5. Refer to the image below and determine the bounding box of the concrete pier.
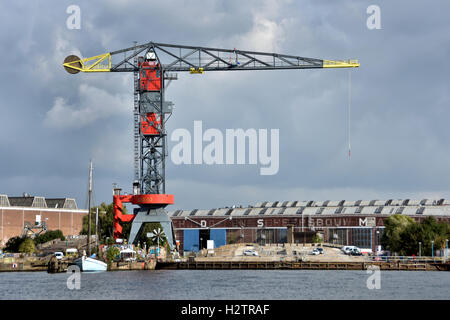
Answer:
[156,260,444,271]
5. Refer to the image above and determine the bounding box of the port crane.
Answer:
[63,42,359,250]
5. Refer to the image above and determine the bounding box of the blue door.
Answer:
[210,229,227,248]
[183,229,200,252]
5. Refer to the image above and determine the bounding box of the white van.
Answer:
[341,246,359,255]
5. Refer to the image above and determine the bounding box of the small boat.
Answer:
[74,255,107,272]
[73,161,107,272]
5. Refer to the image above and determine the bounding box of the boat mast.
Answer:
[87,160,93,256]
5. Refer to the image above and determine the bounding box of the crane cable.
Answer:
[348,69,351,158]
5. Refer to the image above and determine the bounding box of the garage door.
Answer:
[183,229,199,252]
[210,229,226,248]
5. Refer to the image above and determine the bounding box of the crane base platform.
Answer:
[128,206,175,250]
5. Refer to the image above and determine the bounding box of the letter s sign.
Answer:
[257,219,264,228]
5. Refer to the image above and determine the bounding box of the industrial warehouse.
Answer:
[169,198,450,255]
[0,194,87,247]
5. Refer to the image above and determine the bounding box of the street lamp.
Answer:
[376,229,380,254]
[446,239,448,261]
[419,242,422,257]
[431,240,434,258]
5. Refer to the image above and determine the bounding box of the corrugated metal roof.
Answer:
[8,197,35,207]
[169,198,450,217]
[1,195,79,209]
[46,199,66,208]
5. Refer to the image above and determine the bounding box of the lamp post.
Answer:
[376,229,380,255]
[419,242,422,257]
[431,240,434,258]
[446,239,448,261]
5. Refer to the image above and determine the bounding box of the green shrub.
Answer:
[18,238,36,254]
[34,230,65,245]
[106,246,120,262]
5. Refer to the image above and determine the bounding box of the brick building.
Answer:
[168,198,450,255]
[0,194,87,247]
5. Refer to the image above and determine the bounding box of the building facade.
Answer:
[169,199,450,255]
[0,194,87,247]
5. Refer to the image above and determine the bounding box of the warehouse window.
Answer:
[334,207,343,214]
[282,201,289,207]
[316,207,324,214]
[189,209,198,216]
[224,209,233,216]
[385,199,392,206]
[243,209,251,215]
[402,199,410,206]
[32,197,47,208]
[355,206,363,214]
[416,207,425,214]
[296,207,304,215]
[207,209,215,216]
[375,206,383,214]
[64,199,77,209]
[396,207,405,214]
[323,200,330,207]
[355,200,362,206]
[328,228,347,246]
[0,195,10,207]
[338,200,345,207]
[291,201,298,207]
[351,228,372,248]
[278,208,286,215]
[369,200,376,206]
[173,210,182,217]
[259,208,268,215]
[272,201,279,207]
[306,201,314,207]
[420,199,427,205]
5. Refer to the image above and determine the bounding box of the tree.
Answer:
[382,215,450,256]
[381,215,416,254]
[312,233,323,244]
[34,230,65,245]
[80,202,122,243]
[18,238,36,254]
[105,246,120,262]
[420,217,450,255]
[3,236,25,252]
[398,223,424,256]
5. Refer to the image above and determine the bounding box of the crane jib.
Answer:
[63,43,359,74]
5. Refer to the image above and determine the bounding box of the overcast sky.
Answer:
[1,0,450,210]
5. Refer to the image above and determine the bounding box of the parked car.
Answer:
[54,252,64,260]
[316,247,324,254]
[65,248,78,257]
[243,249,259,256]
[349,248,363,256]
[311,248,320,255]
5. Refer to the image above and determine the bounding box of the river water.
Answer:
[0,270,448,300]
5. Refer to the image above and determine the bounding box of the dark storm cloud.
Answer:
[0,0,449,210]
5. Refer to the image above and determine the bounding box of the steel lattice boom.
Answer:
[64,42,360,74]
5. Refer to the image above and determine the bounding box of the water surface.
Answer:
[0,270,448,300]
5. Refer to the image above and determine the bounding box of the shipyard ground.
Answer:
[194,243,369,263]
